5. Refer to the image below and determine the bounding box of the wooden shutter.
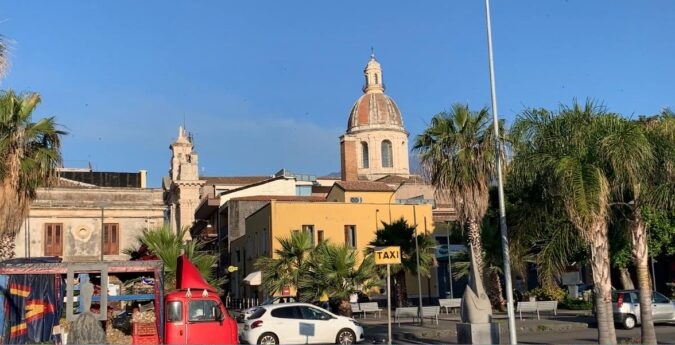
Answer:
[104,223,119,255]
[44,223,63,256]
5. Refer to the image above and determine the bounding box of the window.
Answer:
[361,142,369,168]
[374,73,379,85]
[653,292,670,304]
[300,306,331,320]
[188,299,219,322]
[271,306,301,319]
[381,140,393,168]
[302,225,314,244]
[44,223,63,256]
[317,230,324,243]
[103,223,119,255]
[166,301,183,322]
[344,225,357,248]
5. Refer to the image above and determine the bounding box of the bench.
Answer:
[516,300,558,320]
[350,303,361,316]
[419,306,440,324]
[438,298,461,314]
[394,307,418,326]
[358,302,382,318]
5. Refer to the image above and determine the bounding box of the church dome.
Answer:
[347,93,403,130]
[346,54,405,132]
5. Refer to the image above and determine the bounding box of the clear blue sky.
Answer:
[2,1,673,187]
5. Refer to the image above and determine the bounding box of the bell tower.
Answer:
[166,126,205,238]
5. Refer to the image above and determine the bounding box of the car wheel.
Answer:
[257,332,279,345]
[336,328,356,345]
[623,315,636,330]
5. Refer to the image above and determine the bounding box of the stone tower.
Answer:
[340,53,410,181]
[165,126,204,237]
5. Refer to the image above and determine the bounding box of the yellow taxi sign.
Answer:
[374,246,401,265]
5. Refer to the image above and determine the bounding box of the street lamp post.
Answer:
[100,205,105,261]
[446,223,453,298]
[412,205,423,324]
[484,0,517,343]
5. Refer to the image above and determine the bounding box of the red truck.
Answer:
[164,255,238,344]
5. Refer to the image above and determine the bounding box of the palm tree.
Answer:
[614,112,675,345]
[0,34,7,78]
[412,103,502,293]
[124,225,223,292]
[368,218,437,307]
[0,91,65,260]
[510,101,620,344]
[255,231,313,299]
[299,242,379,316]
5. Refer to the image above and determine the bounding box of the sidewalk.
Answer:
[355,309,593,343]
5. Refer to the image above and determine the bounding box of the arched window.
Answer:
[381,140,393,168]
[361,142,369,168]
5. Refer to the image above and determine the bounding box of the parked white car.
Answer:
[241,296,298,321]
[612,290,675,329]
[240,302,364,345]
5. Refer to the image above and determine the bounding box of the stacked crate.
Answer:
[131,322,158,345]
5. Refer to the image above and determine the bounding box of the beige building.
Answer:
[15,168,165,261]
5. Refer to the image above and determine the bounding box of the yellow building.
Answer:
[230,180,437,301]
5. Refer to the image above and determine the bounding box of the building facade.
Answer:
[15,169,165,261]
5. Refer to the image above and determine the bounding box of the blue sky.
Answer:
[2,1,673,187]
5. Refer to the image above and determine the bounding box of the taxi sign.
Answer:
[374,246,401,265]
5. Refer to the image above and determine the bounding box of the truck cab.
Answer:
[164,256,238,344]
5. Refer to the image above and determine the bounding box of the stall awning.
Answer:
[243,271,261,286]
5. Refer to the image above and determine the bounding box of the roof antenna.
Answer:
[370,46,375,59]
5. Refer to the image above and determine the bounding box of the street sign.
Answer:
[374,246,401,265]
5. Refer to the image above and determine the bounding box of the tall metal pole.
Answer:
[484,0,517,343]
[446,224,453,298]
[386,264,392,345]
[100,206,105,261]
[413,205,423,323]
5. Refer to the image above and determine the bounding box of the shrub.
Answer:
[529,286,566,302]
[560,297,593,310]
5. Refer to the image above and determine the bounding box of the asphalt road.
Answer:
[384,324,675,344]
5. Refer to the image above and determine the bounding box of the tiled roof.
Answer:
[333,180,394,192]
[200,176,271,185]
[376,174,426,184]
[229,195,326,202]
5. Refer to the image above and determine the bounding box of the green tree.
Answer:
[413,104,503,298]
[368,218,437,307]
[510,101,620,344]
[124,225,223,292]
[299,241,379,316]
[0,34,7,78]
[255,231,313,299]
[0,91,65,259]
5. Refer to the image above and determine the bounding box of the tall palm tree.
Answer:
[615,112,675,345]
[510,101,620,344]
[0,34,7,79]
[255,231,313,299]
[412,103,502,289]
[299,242,379,316]
[368,218,437,307]
[124,225,223,292]
[0,91,65,260]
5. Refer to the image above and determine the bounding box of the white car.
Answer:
[241,296,298,321]
[240,302,364,345]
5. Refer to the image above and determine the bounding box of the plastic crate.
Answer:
[132,322,157,336]
[132,333,159,345]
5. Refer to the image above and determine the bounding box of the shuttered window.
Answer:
[44,223,63,256]
[103,223,120,255]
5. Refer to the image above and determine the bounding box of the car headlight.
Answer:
[350,319,361,327]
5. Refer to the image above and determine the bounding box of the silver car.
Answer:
[242,296,298,321]
[612,290,675,329]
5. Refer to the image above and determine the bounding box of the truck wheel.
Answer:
[336,328,355,345]
[623,315,636,330]
[257,332,279,345]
